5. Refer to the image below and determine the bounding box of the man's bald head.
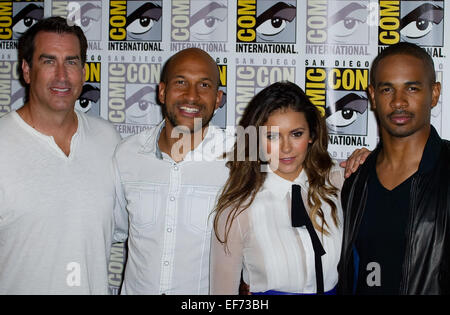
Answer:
[160,48,220,89]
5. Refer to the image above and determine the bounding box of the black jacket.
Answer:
[338,127,450,295]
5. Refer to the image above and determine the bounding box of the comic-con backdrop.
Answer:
[1,0,448,294]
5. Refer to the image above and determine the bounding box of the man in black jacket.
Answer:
[338,42,449,295]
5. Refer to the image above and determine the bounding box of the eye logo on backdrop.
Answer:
[109,0,162,51]
[0,1,44,44]
[400,2,444,45]
[306,0,370,55]
[378,0,444,56]
[236,0,297,54]
[75,62,101,117]
[52,0,102,43]
[107,58,162,137]
[12,2,44,40]
[325,91,368,135]
[328,1,370,44]
[170,0,228,53]
[305,61,370,146]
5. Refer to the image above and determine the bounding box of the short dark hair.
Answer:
[370,42,436,85]
[18,16,87,84]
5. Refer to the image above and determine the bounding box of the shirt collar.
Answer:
[186,125,226,162]
[138,120,234,162]
[263,169,309,199]
[138,120,165,159]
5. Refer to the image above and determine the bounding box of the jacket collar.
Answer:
[417,125,442,174]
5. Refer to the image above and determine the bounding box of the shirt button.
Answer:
[164,261,170,266]
[173,165,179,171]
[170,196,175,201]
[167,227,172,233]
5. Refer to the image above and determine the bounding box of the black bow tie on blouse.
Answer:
[291,184,326,294]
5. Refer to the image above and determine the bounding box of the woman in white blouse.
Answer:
[210,81,344,295]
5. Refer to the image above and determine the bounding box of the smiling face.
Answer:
[158,48,223,133]
[261,108,312,182]
[368,54,440,140]
[22,31,86,114]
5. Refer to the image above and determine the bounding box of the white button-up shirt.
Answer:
[210,165,344,294]
[114,121,233,294]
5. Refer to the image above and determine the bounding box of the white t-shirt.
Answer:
[0,111,121,294]
[210,165,344,294]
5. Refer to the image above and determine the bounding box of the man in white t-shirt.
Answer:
[0,17,123,294]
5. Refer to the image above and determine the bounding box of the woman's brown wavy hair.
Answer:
[213,81,339,247]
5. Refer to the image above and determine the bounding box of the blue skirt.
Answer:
[252,287,337,295]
